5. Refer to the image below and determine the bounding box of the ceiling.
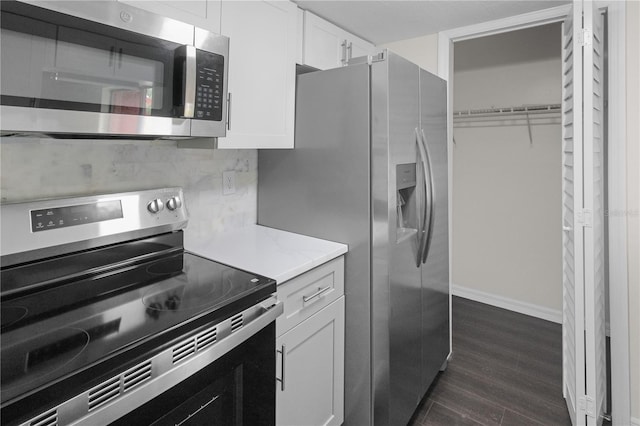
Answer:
[293,1,569,45]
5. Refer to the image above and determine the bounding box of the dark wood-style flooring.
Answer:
[408,296,572,426]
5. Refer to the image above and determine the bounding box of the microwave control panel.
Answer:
[195,50,224,121]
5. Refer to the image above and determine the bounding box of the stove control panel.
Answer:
[2,188,189,263]
[30,200,123,233]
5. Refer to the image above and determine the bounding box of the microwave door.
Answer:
[0,1,195,137]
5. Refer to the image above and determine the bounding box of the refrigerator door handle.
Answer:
[415,128,430,266]
[419,129,435,264]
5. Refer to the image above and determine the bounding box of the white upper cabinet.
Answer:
[301,10,375,70]
[349,36,376,61]
[118,1,221,34]
[218,1,297,149]
[296,7,304,64]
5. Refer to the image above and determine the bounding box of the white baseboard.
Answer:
[631,417,640,426]
[452,284,563,324]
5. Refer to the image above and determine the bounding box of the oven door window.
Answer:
[111,324,276,426]
[0,8,176,117]
[151,367,243,426]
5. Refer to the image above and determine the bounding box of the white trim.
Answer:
[437,33,451,80]
[441,4,571,42]
[601,1,631,424]
[440,29,454,362]
[452,284,563,324]
[439,2,630,424]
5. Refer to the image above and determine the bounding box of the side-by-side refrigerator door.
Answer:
[419,69,450,392]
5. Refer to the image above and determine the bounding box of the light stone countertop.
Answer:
[185,224,348,284]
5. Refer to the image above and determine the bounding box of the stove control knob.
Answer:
[147,199,165,214]
[166,196,182,211]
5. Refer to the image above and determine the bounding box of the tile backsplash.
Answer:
[0,137,257,247]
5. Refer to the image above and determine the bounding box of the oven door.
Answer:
[0,1,227,138]
[112,323,276,426]
[72,299,283,426]
[5,298,283,426]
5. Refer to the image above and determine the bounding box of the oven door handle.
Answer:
[47,297,283,426]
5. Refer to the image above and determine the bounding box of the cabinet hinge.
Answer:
[578,395,596,418]
[576,209,593,228]
[578,28,593,47]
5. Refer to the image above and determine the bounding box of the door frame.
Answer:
[436,2,630,424]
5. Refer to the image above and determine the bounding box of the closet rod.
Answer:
[453,103,561,119]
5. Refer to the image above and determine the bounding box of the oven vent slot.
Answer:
[123,360,152,392]
[172,338,197,364]
[87,358,154,412]
[88,376,120,411]
[29,408,57,426]
[231,313,243,333]
[196,326,217,351]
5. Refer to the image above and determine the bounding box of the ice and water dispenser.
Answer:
[396,163,419,244]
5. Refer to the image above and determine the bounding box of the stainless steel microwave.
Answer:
[0,1,229,138]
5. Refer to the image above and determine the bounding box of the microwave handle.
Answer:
[182,46,197,119]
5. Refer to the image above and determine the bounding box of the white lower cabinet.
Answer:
[275,257,345,426]
[276,297,344,426]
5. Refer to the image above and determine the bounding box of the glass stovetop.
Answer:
[0,250,275,406]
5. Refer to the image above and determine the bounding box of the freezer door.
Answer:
[419,69,450,391]
[258,63,373,426]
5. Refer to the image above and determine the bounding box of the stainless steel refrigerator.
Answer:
[258,51,449,426]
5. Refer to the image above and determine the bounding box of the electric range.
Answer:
[1,188,281,426]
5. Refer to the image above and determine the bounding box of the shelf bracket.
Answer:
[525,111,533,145]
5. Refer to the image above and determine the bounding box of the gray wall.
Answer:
[452,23,563,314]
[380,33,439,75]
[0,137,257,248]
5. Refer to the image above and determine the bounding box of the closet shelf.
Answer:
[453,103,561,119]
[452,104,561,144]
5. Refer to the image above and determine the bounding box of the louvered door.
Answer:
[562,1,607,425]
[582,3,607,424]
[562,3,585,423]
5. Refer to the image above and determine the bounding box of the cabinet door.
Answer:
[302,11,346,70]
[118,1,221,34]
[218,1,296,149]
[347,35,375,61]
[276,297,345,426]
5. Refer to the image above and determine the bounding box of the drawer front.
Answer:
[276,256,344,336]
